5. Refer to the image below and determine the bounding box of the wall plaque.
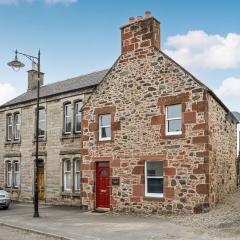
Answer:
[111,177,120,186]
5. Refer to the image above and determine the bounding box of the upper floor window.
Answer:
[75,102,82,133]
[6,115,13,141]
[38,109,46,137]
[145,161,163,198]
[14,113,21,140]
[64,104,72,134]
[99,114,111,141]
[166,104,182,135]
[74,159,80,191]
[64,159,72,191]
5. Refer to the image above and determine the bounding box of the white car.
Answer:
[0,187,11,209]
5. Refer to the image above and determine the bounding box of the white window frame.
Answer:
[165,104,182,136]
[64,160,72,191]
[75,102,82,133]
[7,114,13,141]
[64,104,72,134]
[38,109,46,137]
[13,161,20,188]
[145,161,164,198]
[6,161,12,187]
[99,114,111,141]
[14,113,21,140]
[74,159,80,192]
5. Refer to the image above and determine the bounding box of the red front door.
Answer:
[96,162,110,209]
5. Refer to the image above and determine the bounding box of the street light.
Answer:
[8,49,41,218]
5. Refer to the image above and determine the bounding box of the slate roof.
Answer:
[1,69,109,108]
[233,112,240,122]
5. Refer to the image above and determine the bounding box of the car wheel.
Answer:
[3,206,9,210]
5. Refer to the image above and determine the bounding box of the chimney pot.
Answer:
[145,10,151,18]
[129,16,135,24]
[137,16,143,21]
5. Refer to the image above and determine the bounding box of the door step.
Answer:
[94,207,110,213]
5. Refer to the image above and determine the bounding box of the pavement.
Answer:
[0,203,239,240]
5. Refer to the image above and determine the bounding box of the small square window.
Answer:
[166,104,182,135]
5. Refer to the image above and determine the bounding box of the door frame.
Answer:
[37,159,45,201]
[95,161,111,210]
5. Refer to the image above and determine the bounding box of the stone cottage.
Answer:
[80,12,238,214]
[0,11,238,214]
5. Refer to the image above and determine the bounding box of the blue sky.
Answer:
[0,0,239,111]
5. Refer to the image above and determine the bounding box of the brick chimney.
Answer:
[120,11,160,55]
[27,63,44,91]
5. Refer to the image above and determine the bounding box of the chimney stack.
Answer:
[145,10,151,18]
[27,68,44,91]
[121,11,160,55]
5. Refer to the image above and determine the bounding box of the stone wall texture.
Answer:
[0,15,237,214]
[0,90,92,205]
[81,17,237,214]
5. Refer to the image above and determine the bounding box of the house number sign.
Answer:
[111,177,120,186]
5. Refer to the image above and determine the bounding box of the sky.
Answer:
[0,0,239,112]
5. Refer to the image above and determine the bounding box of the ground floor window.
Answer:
[145,161,163,197]
[74,159,80,191]
[5,160,20,188]
[63,158,81,192]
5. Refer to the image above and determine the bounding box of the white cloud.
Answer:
[214,77,240,97]
[0,0,77,5]
[164,30,240,70]
[0,83,17,105]
[214,77,240,111]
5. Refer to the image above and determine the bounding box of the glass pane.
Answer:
[8,126,12,139]
[65,160,71,171]
[65,117,72,132]
[8,115,12,125]
[39,109,45,121]
[65,104,71,117]
[7,162,11,171]
[65,173,71,189]
[147,178,163,194]
[100,115,111,126]
[7,173,12,186]
[15,114,20,124]
[100,169,109,176]
[76,102,82,113]
[15,173,20,187]
[98,162,109,167]
[101,127,111,139]
[15,162,19,172]
[76,173,80,190]
[15,125,20,139]
[147,161,163,176]
[76,116,81,132]
[168,119,182,132]
[167,105,181,119]
[75,160,80,172]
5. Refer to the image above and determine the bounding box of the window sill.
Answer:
[61,133,81,141]
[4,140,21,146]
[32,137,47,143]
[143,196,165,201]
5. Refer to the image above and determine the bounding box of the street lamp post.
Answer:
[8,49,41,218]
